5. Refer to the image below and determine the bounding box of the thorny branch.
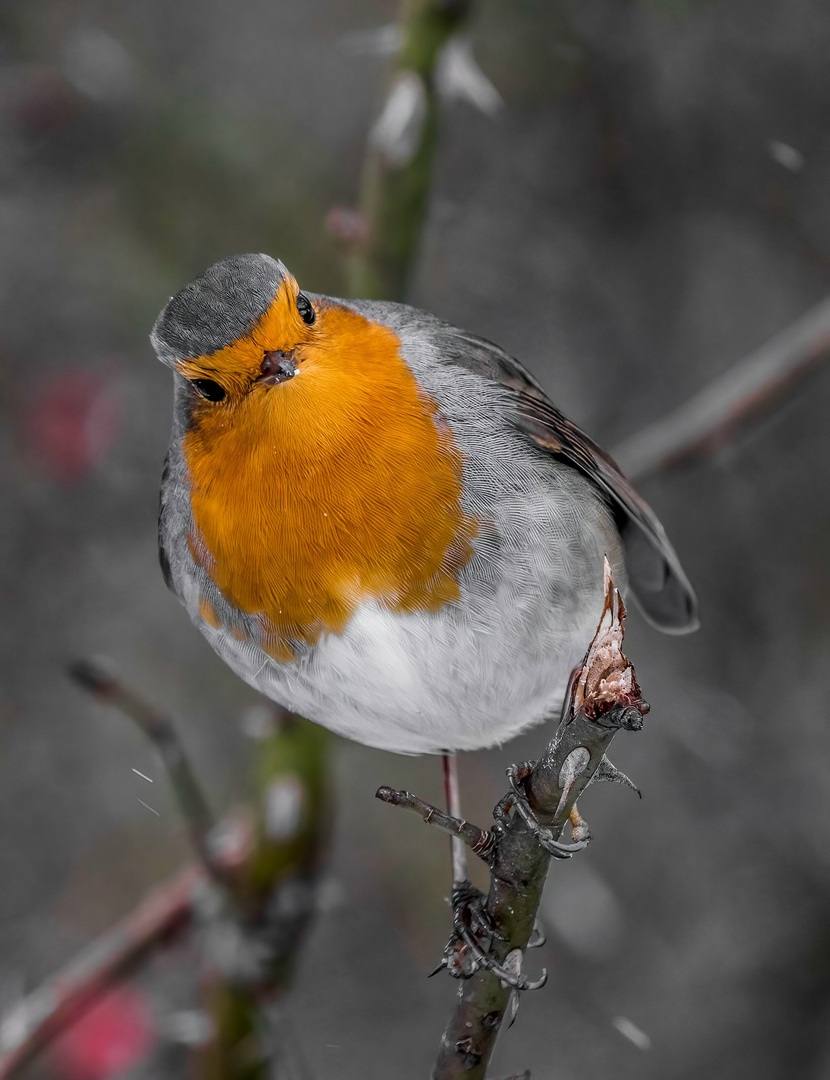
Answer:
[346,0,475,301]
[379,561,649,1079]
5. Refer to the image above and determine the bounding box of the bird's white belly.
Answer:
[202,590,603,755]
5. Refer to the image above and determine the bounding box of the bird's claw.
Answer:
[438,880,501,980]
[495,761,589,860]
[451,879,504,942]
[435,880,547,991]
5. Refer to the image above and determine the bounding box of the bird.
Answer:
[151,253,697,758]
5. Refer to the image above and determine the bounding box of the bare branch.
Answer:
[612,295,830,482]
[0,866,200,1078]
[376,786,494,859]
[69,659,218,878]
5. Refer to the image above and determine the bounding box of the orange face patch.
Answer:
[180,278,477,658]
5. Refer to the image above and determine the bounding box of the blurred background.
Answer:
[2,0,830,1076]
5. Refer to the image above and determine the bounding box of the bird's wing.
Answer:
[447,331,699,633]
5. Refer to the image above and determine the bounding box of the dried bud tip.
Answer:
[572,562,647,721]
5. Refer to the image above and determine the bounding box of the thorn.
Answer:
[369,72,427,166]
[527,919,546,949]
[595,756,642,798]
[499,950,522,990]
[435,35,503,117]
[507,989,521,1028]
[428,958,447,978]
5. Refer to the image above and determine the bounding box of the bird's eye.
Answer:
[296,293,315,325]
[191,379,226,402]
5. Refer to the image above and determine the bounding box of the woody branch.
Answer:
[612,294,830,482]
[379,561,648,1079]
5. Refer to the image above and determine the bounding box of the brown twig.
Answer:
[69,660,219,879]
[612,295,830,482]
[376,786,494,859]
[0,866,200,1078]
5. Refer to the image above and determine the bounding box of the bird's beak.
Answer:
[256,350,297,386]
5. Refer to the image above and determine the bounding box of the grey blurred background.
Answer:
[2,0,830,1076]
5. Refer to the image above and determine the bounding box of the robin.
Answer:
[152,253,697,759]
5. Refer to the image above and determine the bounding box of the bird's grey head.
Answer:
[150,253,289,366]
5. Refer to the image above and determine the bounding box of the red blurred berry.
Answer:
[25,370,121,483]
[51,986,154,1080]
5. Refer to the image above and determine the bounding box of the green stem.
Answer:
[198,713,330,1079]
[348,0,474,300]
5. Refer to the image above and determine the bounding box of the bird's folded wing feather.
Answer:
[450,332,699,634]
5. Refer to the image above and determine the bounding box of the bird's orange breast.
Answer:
[180,295,477,660]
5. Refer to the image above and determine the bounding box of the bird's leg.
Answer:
[443,752,467,889]
[439,753,487,977]
[434,754,512,982]
[494,761,590,859]
[438,901,547,991]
